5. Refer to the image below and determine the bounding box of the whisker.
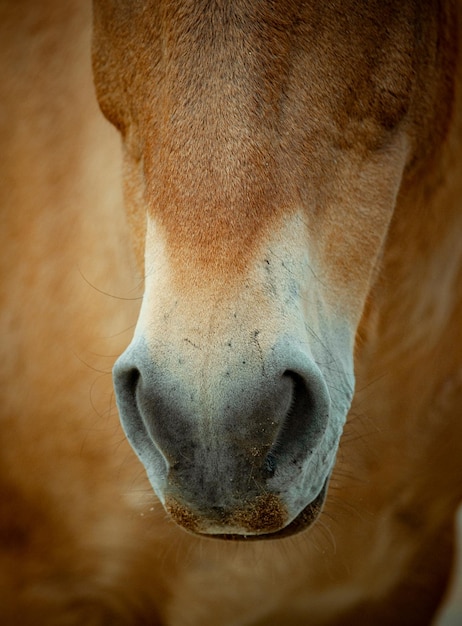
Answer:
[77,266,143,301]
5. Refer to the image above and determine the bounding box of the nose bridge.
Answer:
[136,293,301,451]
[137,215,309,386]
[135,250,317,437]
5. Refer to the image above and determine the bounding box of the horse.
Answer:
[1,0,462,624]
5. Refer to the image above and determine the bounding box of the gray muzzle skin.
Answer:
[113,332,349,538]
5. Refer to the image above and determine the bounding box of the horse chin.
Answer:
[197,481,328,542]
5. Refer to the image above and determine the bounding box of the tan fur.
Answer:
[1,1,462,624]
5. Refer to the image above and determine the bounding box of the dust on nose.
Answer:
[165,492,287,536]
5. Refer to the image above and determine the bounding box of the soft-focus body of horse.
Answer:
[1,1,462,624]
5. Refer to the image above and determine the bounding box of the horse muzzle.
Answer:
[113,332,338,538]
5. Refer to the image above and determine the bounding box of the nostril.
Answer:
[282,371,315,438]
[125,368,141,396]
[113,354,170,498]
[112,364,142,433]
[115,366,141,406]
[264,370,329,477]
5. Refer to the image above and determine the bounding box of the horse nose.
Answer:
[113,337,331,534]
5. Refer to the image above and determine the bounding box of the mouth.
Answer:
[198,479,328,542]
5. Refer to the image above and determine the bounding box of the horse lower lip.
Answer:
[199,480,328,542]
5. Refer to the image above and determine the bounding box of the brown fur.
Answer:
[1,0,462,624]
